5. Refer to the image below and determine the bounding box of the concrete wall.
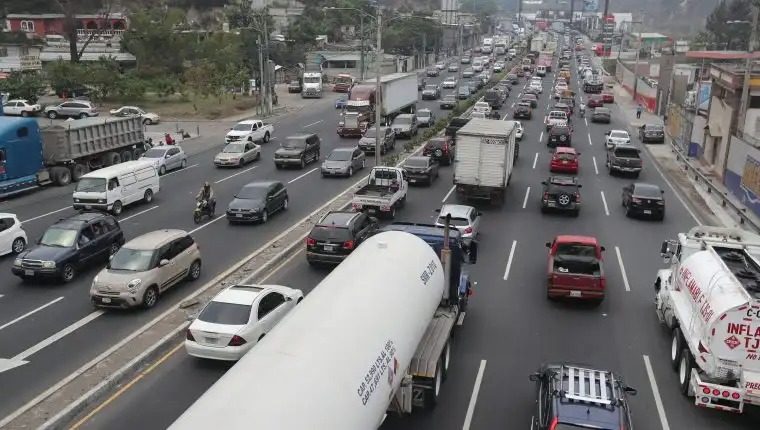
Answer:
[616,59,657,112]
[725,134,760,219]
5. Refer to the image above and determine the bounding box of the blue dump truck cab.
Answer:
[0,117,46,197]
[380,222,477,313]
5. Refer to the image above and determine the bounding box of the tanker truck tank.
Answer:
[170,230,447,430]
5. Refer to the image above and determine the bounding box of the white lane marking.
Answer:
[0,297,64,331]
[522,187,531,209]
[12,310,104,361]
[303,120,323,128]
[120,205,159,222]
[600,191,610,216]
[188,214,225,234]
[539,131,543,141]
[532,152,539,169]
[584,118,588,126]
[21,206,70,224]
[442,185,456,202]
[643,355,672,430]
[587,132,593,145]
[214,165,258,184]
[615,246,631,292]
[288,167,318,184]
[638,144,702,225]
[163,164,198,177]
[511,102,515,108]
[503,240,517,281]
[462,359,487,430]
[0,294,3,299]
[592,156,599,175]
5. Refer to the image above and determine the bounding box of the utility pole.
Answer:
[263,19,272,116]
[374,8,383,167]
[422,33,427,68]
[258,35,265,115]
[739,6,759,129]
[359,14,365,81]
[632,10,644,102]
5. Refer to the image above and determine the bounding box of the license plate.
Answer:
[205,337,217,344]
[368,209,377,213]
[323,245,334,252]
[410,179,417,183]
[101,297,111,304]
[643,210,652,214]
[85,205,92,209]
[236,214,243,218]
[24,270,34,276]
[562,160,568,164]
[547,202,556,207]
[569,291,582,297]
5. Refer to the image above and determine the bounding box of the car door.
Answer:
[622,184,632,205]
[5,102,19,116]
[154,242,178,291]
[58,102,75,116]
[352,148,363,170]
[166,236,195,288]
[354,214,376,245]
[274,183,287,210]
[469,208,481,237]
[0,217,11,254]
[88,220,113,260]
[243,142,255,163]
[166,147,180,170]
[76,225,99,266]
[255,292,288,335]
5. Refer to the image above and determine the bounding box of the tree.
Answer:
[44,60,86,94]
[383,16,443,56]
[121,8,189,77]
[84,57,123,99]
[704,0,754,50]
[55,0,117,63]
[0,72,47,103]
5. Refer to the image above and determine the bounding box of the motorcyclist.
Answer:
[196,182,216,213]
[579,102,587,117]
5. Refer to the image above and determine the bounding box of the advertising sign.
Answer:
[698,82,711,111]
[583,0,599,12]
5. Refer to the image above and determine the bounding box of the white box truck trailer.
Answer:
[453,118,517,205]
[376,72,418,123]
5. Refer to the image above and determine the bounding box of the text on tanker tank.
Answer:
[727,323,760,349]
[420,260,438,286]
[357,340,398,406]
[677,267,715,322]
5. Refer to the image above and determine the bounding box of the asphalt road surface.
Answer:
[0,69,454,419]
[60,49,760,430]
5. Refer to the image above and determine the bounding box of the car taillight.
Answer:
[631,198,641,203]
[464,226,473,234]
[443,143,450,153]
[306,236,316,246]
[574,193,581,202]
[228,335,247,346]
[543,192,549,200]
[549,417,559,430]
[343,240,355,249]
[185,329,195,341]
[657,200,664,205]
[732,392,741,399]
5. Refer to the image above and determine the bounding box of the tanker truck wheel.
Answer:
[424,359,443,410]
[670,328,684,370]
[678,350,695,396]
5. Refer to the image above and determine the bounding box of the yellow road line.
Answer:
[69,342,184,429]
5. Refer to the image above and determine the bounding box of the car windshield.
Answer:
[327,150,352,161]
[198,301,251,325]
[615,147,640,157]
[289,81,299,86]
[551,127,569,135]
[363,129,379,138]
[556,243,597,257]
[610,132,628,139]
[594,108,610,114]
[282,139,306,149]
[518,103,530,108]
[40,228,79,247]
[555,152,576,160]
[425,85,437,90]
[223,143,245,153]
[445,96,456,101]
[394,117,412,125]
[109,248,155,271]
[405,158,428,168]
[437,216,469,227]
[141,148,167,159]
[418,111,431,117]
[236,185,268,200]
[646,125,663,131]
[635,185,662,198]
[232,123,253,132]
[303,76,320,83]
[75,177,107,192]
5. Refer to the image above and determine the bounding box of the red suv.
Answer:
[545,235,607,304]
[587,95,604,108]
[422,138,454,165]
[549,147,579,173]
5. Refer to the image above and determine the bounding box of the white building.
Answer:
[0,43,42,72]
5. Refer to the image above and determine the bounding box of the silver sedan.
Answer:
[140,145,188,175]
[214,142,262,167]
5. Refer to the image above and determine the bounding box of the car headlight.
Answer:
[13,258,21,266]
[127,279,142,290]
[42,261,56,269]
[99,199,106,204]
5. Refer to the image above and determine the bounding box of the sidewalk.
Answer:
[612,83,760,231]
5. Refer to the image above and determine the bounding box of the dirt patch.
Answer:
[99,94,260,120]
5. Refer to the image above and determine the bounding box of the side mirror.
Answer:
[159,259,170,267]
[624,386,638,396]
[577,184,583,188]
[600,246,606,252]
[529,372,540,382]
[477,212,482,216]
[661,190,665,194]
[605,131,610,135]
[660,241,671,255]
[109,254,114,261]
[545,242,551,248]
[541,181,547,185]
[285,296,293,301]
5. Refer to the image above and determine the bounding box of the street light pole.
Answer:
[359,14,365,81]
[739,7,759,129]
[632,10,644,103]
[374,8,383,167]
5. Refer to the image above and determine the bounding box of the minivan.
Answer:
[73,160,160,215]
[472,60,483,72]
[536,65,547,77]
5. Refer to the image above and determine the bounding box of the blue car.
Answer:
[335,97,347,109]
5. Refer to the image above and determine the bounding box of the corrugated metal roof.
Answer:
[687,51,760,60]
[458,118,515,137]
[325,54,360,62]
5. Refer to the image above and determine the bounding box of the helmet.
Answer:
[203,182,210,189]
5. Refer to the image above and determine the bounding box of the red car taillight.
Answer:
[185,329,195,341]
[343,240,355,250]
[575,193,581,202]
[464,226,472,234]
[306,236,316,246]
[228,335,247,346]
[543,192,549,200]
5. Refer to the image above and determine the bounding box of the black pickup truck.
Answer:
[606,144,642,177]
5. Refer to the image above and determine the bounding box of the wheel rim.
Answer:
[159,166,166,175]
[348,167,353,176]
[444,342,451,371]
[12,239,24,253]
[191,262,201,279]
[63,265,74,281]
[113,202,122,214]
[182,160,187,168]
[145,289,156,307]
[110,243,119,255]
[145,190,152,202]
[262,211,268,222]
[679,355,688,385]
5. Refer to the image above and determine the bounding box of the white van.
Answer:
[536,65,547,76]
[73,160,160,215]
[472,60,483,72]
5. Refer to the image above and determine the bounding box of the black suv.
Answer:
[547,125,572,147]
[540,176,581,216]
[306,211,378,265]
[12,212,125,283]
[402,155,439,185]
[422,138,454,165]
[530,363,637,430]
[274,133,321,169]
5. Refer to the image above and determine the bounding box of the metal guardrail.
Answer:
[664,132,760,232]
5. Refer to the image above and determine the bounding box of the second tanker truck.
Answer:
[170,223,477,430]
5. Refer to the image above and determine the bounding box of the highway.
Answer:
[0,68,452,419]
[60,47,760,430]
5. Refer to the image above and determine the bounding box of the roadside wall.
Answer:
[615,59,657,112]
[725,134,760,219]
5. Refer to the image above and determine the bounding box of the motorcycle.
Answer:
[193,198,215,224]
[579,106,586,118]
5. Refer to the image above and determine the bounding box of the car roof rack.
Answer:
[562,365,613,406]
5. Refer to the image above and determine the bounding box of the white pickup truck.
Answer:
[225,119,274,144]
[352,166,408,219]
[544,110,568,131]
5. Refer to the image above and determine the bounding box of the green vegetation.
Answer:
[692,0,754,50]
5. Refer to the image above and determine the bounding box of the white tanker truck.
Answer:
[170,223,477,429]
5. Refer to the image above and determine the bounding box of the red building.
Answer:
[5,13,128,39]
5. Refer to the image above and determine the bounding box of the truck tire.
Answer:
[108,152,122,166]
[70,163,88,181]
[51,166,72,186]
[111,200,123,216]
[133,148,144,160]
[121,149,133,162]
[100,152,115,167]
[678,349,694,396]
[671,328,685,370]
[424,359,443,410]
[442,342,451,380]
[263,132,271,143]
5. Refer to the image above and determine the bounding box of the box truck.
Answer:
[337,73,418,137]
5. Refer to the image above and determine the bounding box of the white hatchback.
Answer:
[605,130,632,148]
[0,213,27,256]
[185,284,303,361]
[435,204,481,243]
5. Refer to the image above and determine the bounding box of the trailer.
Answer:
[169,227,477,430]
[375,72,418,123]
[0,116,148,198]
[337,73,417,137]
[656,226,760,413]
[453,118,517,205]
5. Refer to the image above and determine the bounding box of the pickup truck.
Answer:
[544,110,568,131]
[352,166,408,219]
[545,235,606,303]
[606,144,642,177]
[225,119,274,144]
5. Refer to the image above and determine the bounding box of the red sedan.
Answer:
[587,95,604,108]
[601,91,615,103]
[549,147,579,173]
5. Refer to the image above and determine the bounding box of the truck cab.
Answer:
[0,117,46,197]
[301,72,324,98]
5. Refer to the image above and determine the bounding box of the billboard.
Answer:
[697,82,711,111]
[583,0,599,12]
